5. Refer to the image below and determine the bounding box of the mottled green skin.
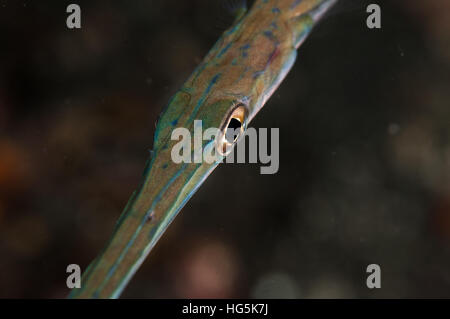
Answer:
[70,0,336,298]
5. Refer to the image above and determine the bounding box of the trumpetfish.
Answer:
[69,0,337,298]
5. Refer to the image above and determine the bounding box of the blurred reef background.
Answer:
[0,0,449,298]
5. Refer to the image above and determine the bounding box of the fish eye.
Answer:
[217,103,247,156]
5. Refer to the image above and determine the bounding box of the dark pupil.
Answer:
[225,118,242,143]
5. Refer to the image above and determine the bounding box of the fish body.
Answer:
[69,0,337,298]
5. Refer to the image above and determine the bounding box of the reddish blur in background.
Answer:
[0,0,449,298]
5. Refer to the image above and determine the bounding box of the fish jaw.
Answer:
[70,135,224,298]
